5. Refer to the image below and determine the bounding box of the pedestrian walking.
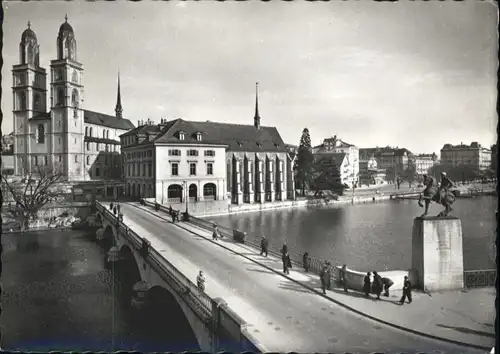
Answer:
[260,236,269,257]
[320,264,328,294]
[382,277,394,297]
[325,262,332,290]
[302,252,310,273]
[282,252,291,274]
[281,242,288,256]
[116,203,121,214]
[113,206,117,215]
[399,275,412,305]
[364,272,371,297]
[212,223,219,240]
[372,271,383,300]
[197,271,206,292]
[340,264,349,293]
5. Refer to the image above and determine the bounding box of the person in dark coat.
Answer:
[260,236,269,257]
[382,277,394,297]
[400,276,412,305]
[281,243,288,255]
[340,264,349,293]
[117,203,121,214]
[372,271,383,300]
[364,272,371,297]
[212,223,219,240]
[302,252,310,272]
[320,264,328,294]
[282,252,290,274]
[113,206,117,215]
[325,262,332,290]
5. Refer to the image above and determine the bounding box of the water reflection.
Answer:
[210,197,496,271]
[2,229,199,352]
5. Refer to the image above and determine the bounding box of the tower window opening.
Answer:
[37,124,45,144]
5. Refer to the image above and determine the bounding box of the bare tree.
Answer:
[2,165,67,231]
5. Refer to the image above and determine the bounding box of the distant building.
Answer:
[440,142,491,170]
[414,153,438,176]
[359,147,414,181]
[358,153,386,186]
[312,135,359,185]
[491,144,497,172]
[313,152,348,185]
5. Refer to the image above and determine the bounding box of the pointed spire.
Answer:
[115,71,123,119]
[65,14,68,22]
[254,82,261,129]
[27,21,31,29]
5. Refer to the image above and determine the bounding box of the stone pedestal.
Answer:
[411,217,464,292]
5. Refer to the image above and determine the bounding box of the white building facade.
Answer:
[440,142,492,170]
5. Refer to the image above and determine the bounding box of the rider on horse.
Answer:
[438,172,454,196]
[418,173,455,217]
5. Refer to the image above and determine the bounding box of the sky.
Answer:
[2,1,498,154]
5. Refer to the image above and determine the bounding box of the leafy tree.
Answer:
[385,166,396,183]
[2,166,66,231]
[310,157,345,196]
[294,128,314,195]
[401,163,418,187]
[428,163,481,183]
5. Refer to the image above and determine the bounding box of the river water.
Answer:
[209,197,497,272]
[1,229,200,352]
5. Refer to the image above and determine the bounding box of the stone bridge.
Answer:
[94,201,261,353]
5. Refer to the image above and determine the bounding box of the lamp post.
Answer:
[183,180,189,221]
[161,180,165,204]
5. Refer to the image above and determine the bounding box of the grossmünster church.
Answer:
[12,16,134,184]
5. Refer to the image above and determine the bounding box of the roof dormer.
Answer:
[178,130,186,141]
[196,132,203,141]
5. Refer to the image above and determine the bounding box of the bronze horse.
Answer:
[418,175,456,217]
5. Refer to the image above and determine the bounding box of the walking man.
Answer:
[260,236,269,257]
[212,223,219,241]
[364,272,371,297]
[303,252,310,273]
[399,275,412,305]
[320,263,328,294]
[340,264,349,293]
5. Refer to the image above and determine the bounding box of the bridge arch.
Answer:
[143,285,201,352]
[101,224,115,251]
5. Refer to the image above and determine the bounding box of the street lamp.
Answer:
[183,180,189,221]
[161,180,165,204]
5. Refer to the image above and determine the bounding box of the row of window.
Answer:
[127,162,153,178]
[168,149,215,157]
[85,127,113,139]
[86,142,118,152]
[86,155,117,166]
[172,162,213,176]
[53,68,79,84]
[126,150,153,159]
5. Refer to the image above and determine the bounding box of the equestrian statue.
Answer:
[418,172,456,217]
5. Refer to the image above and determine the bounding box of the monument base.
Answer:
[411,216,464,292]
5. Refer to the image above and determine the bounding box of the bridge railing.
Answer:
[96,201,213,321]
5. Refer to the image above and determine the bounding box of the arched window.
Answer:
[72,70,78,83]
[37,124,45,144]
[57,88,64,106]
[86,142,90,151]
[19,92,27,110]
[102,130,106,139]
[85,127,88,136]
[106,130,109,139]
[27,44,34,65]
[71,89,79,107]
[86,156,90,165]
[89,127,93,137]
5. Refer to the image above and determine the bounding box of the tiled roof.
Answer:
[84,110,135,131]
[360,147,413,157]
[123,118,287,152]
[84,136,121,145]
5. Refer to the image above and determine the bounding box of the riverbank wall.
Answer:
[2,201,93,231]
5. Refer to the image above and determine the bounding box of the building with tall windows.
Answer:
[12,18,134,197]
[440,142,492,170]
[121,83,295,211]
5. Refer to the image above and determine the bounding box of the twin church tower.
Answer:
[12,16,134,180]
